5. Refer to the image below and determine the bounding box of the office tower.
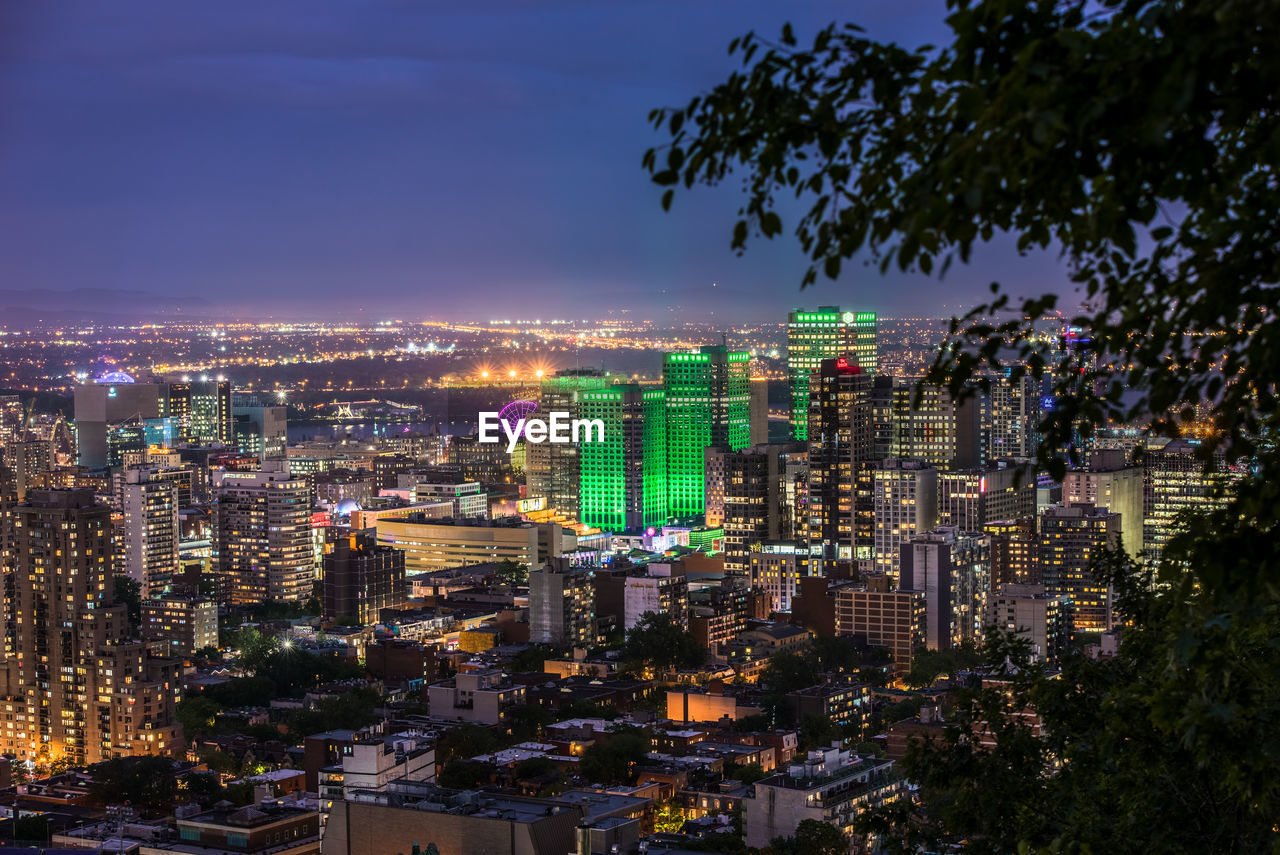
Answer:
[1062,450,1144,559]
[578,384,668,532]
[708,443,803,576]
[525,369,610,517]
[663,346,751,518]
[528,558,596,646]
[985,371,1042,462]
[323,531,407,625]
[141,595,219,656]
[213,462,314,604]
[2,489,183,765]
[889,380,982,469]
[787,308,877,440]
[900,527,990,650]
[806,356,875,570]
[1039,503,1122,633]
[984,517,1039,587]
[121,468,180,596]
[1143,439,1239,562]
[704,447,727,528]
[750,378,770,445]
[835,576,926,668]
[232,404,287,459]
[73,380,164,468]
[936,464,1036,532]
[986,583,1072,663]
[166,379,232,444]
[872,459,939,578]
[780,450,809,543]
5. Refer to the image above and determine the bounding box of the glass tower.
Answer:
[662,346,750,519]
[787,308,877,441]
[578,384,668,532]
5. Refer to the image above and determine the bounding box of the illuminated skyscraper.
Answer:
[1040,503,1121,633]
[787,308,877,440]
[872,459,939,579]
[900,527,989,651]
[121,467,180,596]
[806,356,875,571]
[890,380,982,469]
[2,489,184,765]
[662,346,750,519]
[578,383,668,532]
[166,380,232,445]
[984,517,1039,588]
[213,461,314,604]
[984,371,1042,462]
[1062,450,1143,559]
[1143,439,1240,562]
[525,369,610,517]
[708,443,805,576]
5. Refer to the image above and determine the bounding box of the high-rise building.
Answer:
[986,583,1072,663]
[323,531,407,625]
[578,383,668,532]
[899,527,989,650]
[872,459,939,579]
[984,371,1042,462]
[525,369,610,517]
[749,378,770,445]
[806,356,875,571]
[787,308,877,440]
[936,464,1036,532]
[1,489,183,765]
[232,405,287,459]
[1039,503,1122,633]
[121,467,180,596]
[213,462,314,604]
[166,380,232,445]
[748,543,810,614]
[528,558,596,646]
[73,380,163,468]
[0,463,17,659]
[663,346,751,518]
[890,381,982,469]
[1,440,53,500]
[141,595,219,656]
[984,517,1039,587]
[708,443,804,575]
[1143,439,1239,562]
[834,576,925,669]
[1062,450,1143,559]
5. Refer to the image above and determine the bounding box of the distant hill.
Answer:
[0,289,211,326]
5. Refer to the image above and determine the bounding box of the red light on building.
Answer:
[310,512,331,528]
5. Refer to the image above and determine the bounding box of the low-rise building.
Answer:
[744,747,905,848]
[141,595,219,656]
[427,669,526,725]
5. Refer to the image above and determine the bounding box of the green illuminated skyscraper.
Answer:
[662,346,750,519]
[578,384,667,531]
[525,368,610,517]
[787,307,877,440]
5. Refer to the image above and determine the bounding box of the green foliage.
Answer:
[645,2,1280,851]
[12,815,55,843]
[89,756,179,814]
[180,771,226,807]
[514,756,556,780]
[200,675,275,708]
[901,643,983,690]
[112,575,142,629]
[506,644,558,674]
[176,695,222,738]
[769,819,848,855]
[287,688,381,740]
[578,728,649,785]
[723,761,767,785]
[493,558,529,586]
[437,760,494,790]
[504,704,555,743]
[621,611,704,672]
[437,723,500,764]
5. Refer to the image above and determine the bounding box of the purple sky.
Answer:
[0,1,1073,322]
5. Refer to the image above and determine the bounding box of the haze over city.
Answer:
[2,1,1073,323]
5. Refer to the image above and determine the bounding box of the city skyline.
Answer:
[2,2,1076,322]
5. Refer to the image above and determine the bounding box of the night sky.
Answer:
[1,2,1072,322]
